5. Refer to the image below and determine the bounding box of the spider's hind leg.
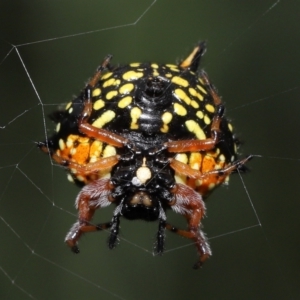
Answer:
[167,183,211,269]
[154,203,167,255]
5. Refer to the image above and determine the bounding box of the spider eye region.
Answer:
[129,191,152,207]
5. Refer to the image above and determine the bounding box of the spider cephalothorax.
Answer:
[39,42,251,269]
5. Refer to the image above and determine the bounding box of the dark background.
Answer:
[0,1,299,299]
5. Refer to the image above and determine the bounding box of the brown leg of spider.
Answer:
[79,123,128,148]
[170,155,252,180]
[80,55,113,122]
[200,71,222,106]
[39,139,121,179]
[166,105,224,153]
[166,223,211,269]
[66,219,112,253]
[168,183,211,269]
[65,178,115,253]
[50,147,120,175]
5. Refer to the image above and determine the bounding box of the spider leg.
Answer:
[170,155,252,180]
[65,178,115,253]
[81,54,112,122]
[79,123,128,148]
[154,202,167,255]
[167,183,211,269]
[155,219,166,255]
[108,206,122,249]
[40,142,121,183]
[200,70,222,106]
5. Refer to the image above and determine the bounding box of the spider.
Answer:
[38,41,251,269]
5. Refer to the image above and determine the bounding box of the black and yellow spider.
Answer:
[39,42,251,269]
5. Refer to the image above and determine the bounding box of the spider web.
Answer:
[1,1,299,299]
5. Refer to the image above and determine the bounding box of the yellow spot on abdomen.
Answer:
[93,99,105,110]
[175,153,188,164]
[119,83,134,95]
[78,137,89,143]
[123,70,144,81]
[66,139,73,149]
[191,100,199,109]
[92,88,101,97]
[89,140,103,158]
[56,123,61,132]
[65,102,72,110]
[173,103,187,116]
[162,112,173,124]
[92,110,116,128]
[219,154,226,162]
[153,70,159,77]
[67,174,74,183]
[103,145,117,157]
[196,92,204,101]
[185,120,206,140]
[130,107,142,129]
[188,87,197,97]
[160,111,173,133]
[196,111,204,119]
[103,78,118,88]
[189,152,202,170]
[166,64,178,68]
[106,90,118,100]
[160,125,168,133]
[59,139,65,151]
[208,183,216,190]
[191,86,205,101]
[130,63,141,67]
[197,84,207,94]
[170,68,180,73]
[204,114,211,125]
[174,88,191,105]
[118,96,132,108]
[171,76,189,87]
[101,72,113,80]
[205,104,215,113]
[66,134,80,149]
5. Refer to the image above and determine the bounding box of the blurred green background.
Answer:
[0,1,299,299]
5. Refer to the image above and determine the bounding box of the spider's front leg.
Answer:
[65,178,115,253]
[167,183,211,269]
